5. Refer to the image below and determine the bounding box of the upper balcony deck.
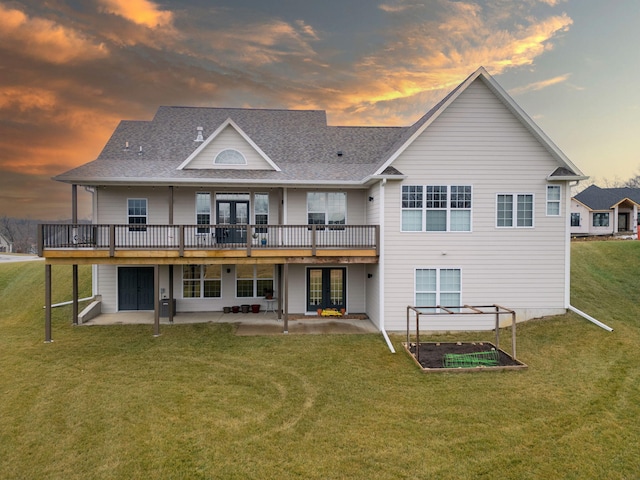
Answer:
[39,223,380,265]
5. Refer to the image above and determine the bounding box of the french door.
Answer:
[307,267,346,312]
[216,200,249,244]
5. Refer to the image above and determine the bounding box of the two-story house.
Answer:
[40,67,586,338]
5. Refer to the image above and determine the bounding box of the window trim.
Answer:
[414,267,462,312]
[401,184,472,232]
[236,264,274,298]
[307,192,347,226]
[254,192,269,233]
[182,264,221,299]
[571,212,581,227]
[546,185,561,216]
[592,212,610,227]
[214,149,246,165]
[496,193,535,228]
[127,198,148,232]
[195,192,211,234]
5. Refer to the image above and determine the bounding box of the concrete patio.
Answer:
[82,311,379,335]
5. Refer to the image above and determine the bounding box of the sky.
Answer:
[1,0,639,220]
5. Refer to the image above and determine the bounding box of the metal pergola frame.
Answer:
[406,304,518,364]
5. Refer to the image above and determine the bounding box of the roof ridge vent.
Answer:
[195,126,204,142]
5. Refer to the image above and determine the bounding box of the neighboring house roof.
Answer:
[573,185,640,210]
[54,67,585,187]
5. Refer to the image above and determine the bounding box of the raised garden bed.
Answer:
[403,341,527,373]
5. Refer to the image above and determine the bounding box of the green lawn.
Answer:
[1,242,639,479]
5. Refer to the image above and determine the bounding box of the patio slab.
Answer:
[82,311,379,335]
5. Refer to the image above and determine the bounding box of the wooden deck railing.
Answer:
[39,224,380,256]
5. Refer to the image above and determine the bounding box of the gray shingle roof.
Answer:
[574,185,640,210]
[53,69,583,187]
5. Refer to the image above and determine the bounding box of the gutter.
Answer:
[568,305,613,332]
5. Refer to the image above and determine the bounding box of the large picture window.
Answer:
[236,264,274,298]
[415,268,461,312]
[183,265,221,298]
[496,194,534,228]
[307,192,346,225]
[127,198,147,231]
[401,185,471,232]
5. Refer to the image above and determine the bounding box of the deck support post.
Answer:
[72,184,79,325]
[168,265,174,324]
[153,264,160,337]
[45,264,52,343]
[283,263,289,333]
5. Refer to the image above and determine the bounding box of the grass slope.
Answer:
[1,244,639,479]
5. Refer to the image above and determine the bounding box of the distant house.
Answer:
[0,233,13,253]
[41,67,587,332]
[571,185,640,238]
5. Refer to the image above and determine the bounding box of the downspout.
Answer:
[85,186,99,298]
[378,178,395,353]
[564,182,613,332]
[568,305,613,332]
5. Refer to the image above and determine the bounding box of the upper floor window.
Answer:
[307,192,346,225]
[254,193,269,232]
[593,212,609,227]
[196,192,211,234]
[215,149,246,165]
[497,194,533,228]
[571,213,581,227]
[183,265,221,298]
[415,268,461,313]
[401,185,472,232]
[547,185,561,216]
[127,198,147,231]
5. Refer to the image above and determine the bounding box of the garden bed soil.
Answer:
[403,342,527,373]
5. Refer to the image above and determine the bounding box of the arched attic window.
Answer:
[215,149,246,165]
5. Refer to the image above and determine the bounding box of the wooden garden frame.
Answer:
[405,304,520,365]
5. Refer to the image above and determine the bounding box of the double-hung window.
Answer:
[415,268,461,312]
[127,198,147,231]
[254,193,269,233]
[237,264,274,298]
[546,185,561,216]
[196,192,211,234]
[307,192,346,226]
[496,194,534,228]
[401,185,472,232]
[183,265,221,298]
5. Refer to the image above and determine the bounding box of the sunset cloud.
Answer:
[0,3,108,64]
[509,73,571,95]
[97,0,174,28]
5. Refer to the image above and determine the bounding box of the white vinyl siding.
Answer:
[382,78,569,331]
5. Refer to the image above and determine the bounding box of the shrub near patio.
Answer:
[0,242,639,479]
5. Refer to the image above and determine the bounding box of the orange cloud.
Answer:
[0,4,108,64]
[97,0,174,28]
